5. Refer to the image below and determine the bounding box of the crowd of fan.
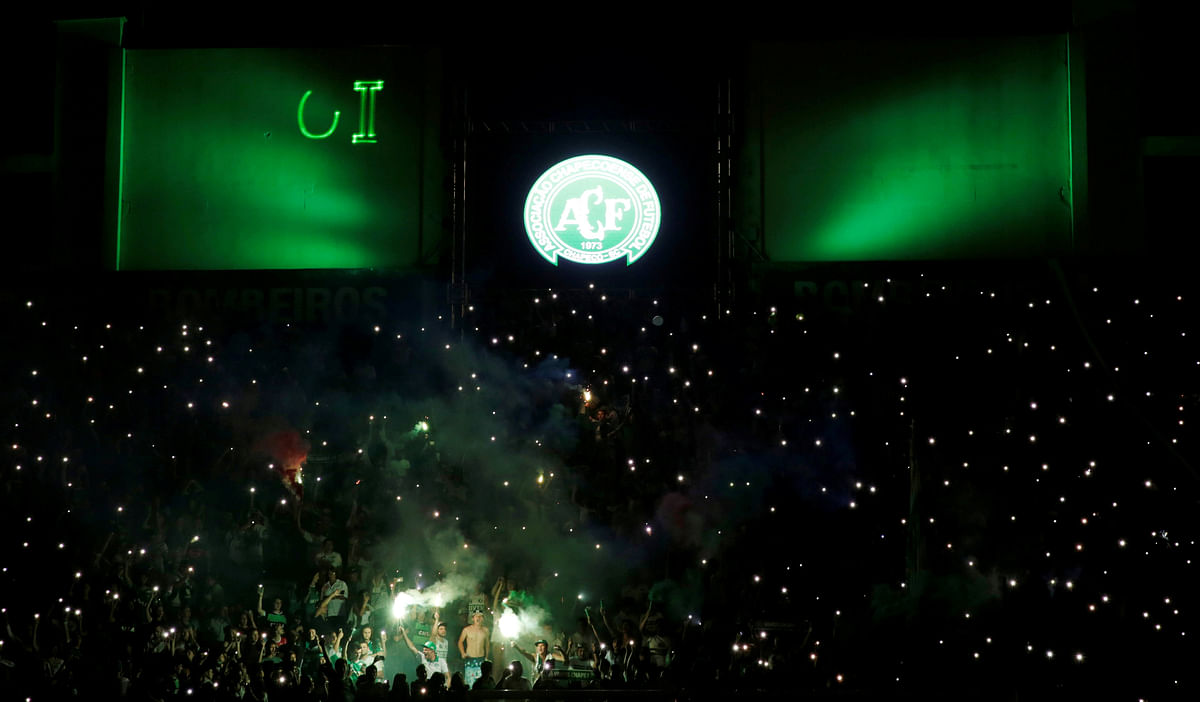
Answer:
[0,299,749,701]
[0,418,698,700]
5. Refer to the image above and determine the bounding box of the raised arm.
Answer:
[512,641,534,664]
[599,605,615,640]
[316,581,345,616]
[93,532,114,569]
[2,611,15,645]
[490,577,506,613]
[118,559,133,589]
[587,610,604,647]
[400,625,420,656]
[318,634,330,664]
[639,600,652,633]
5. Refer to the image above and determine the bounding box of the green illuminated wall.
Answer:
[745,36,1072,261]
[119,48,440,270]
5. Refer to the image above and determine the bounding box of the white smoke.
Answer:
[491,602,552,644]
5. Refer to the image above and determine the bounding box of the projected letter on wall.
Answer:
[351,80,384,144]
[523,155,661,266]
[296,80,383,143]
[297,90,340,139]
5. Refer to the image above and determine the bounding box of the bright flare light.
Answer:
[392,592,414,620]
[498,609,521,639]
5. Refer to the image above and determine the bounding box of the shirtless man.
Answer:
[458,612,490,687]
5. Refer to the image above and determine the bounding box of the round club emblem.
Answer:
[524,155,661,266]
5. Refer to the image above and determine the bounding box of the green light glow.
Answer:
[351,80,384,144]
[297,90,341,139]
[118,50,433,270]
[749,36,1071,261]
[524,155,661,266]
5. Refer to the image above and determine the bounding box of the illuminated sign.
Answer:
[523,155,661,266]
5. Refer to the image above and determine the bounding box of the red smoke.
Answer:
[260,429,309,499]
[656,492,704,547]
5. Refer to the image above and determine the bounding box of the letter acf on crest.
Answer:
[524,155,661,267]
[551,188,632,240]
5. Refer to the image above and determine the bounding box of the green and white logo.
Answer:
[524,155,661,266]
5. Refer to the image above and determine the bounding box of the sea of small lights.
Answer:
[1,264,1196,696]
